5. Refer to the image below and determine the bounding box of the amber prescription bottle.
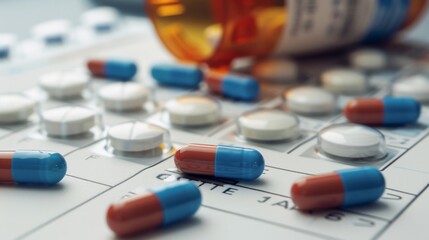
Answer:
[146,0,427,68]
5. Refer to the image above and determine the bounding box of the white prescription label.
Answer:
[275,0,410,55]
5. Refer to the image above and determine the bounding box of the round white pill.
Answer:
[81,7,119,32]
[39,71,90,99]
[237,109,299,141]
[32,19,70,44]
[392,74,429,102]
[349,49,387,71]
[252,59,298,83]
[285,86,336,115]
[165,96,220,126]
[108,122,164,152]
[317,123,386,159]
[42,106,96,137]
[322,68,367,95]
[98,82,149,112]
[0,94,35,124]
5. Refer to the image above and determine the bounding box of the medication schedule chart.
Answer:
[1,8,429,240]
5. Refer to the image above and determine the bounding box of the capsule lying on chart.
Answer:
[175,144,265,180]
[0,150,67,185]
[87,59,137,81]
[151,63,203,88]
[206,73,260,101]
[291,167,385,211]
[107,181,201,237]
[344,97,421,125]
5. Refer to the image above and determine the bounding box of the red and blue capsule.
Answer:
[344,97,421,125]
[151,63,203,89]
[291,167,385,211]
[0,150,67,185]
[107,181,201,237]
[87,59,137,81]
[174,144,265,180]
[206,72,260,101]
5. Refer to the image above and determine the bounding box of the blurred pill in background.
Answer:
[175,144,265,180]
[237,109,300,141]
[322,68,367,95]
[393,74,429,103]
[107,181,201,237]
[349,49,388,71]
[39,71,90,100]
[165,96,220,126]
[251,59,299,83]
[291,167,385,210]
[151,63,203,89]
[0,33,17,59]
[80,7,119,33]
[98,82,149,112]
[0,150,67,185]
[32,19,71,45]
[344,97,420,126]
[42,106,96,137]
[206,72,259,101]
[87,59,137,81]
[0,94,35,124]
[285,86,337,115]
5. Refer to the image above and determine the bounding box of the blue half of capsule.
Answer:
[383,97,421,125]
[214,145,264,180]
[152,181,202,225]
[0,150,67,185]
[222,75,259,101]
[151,63,203,88]
[105,60,138,81]
[336,167,385,207]
[207,74,260,101]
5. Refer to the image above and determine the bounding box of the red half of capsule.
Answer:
[291,173,344,211]
[174,144,216,176]
[344,99,383,124]
[205,73,223,94]
[87,60,105,77]
[107,193,164,237]
[0,151,14,182]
